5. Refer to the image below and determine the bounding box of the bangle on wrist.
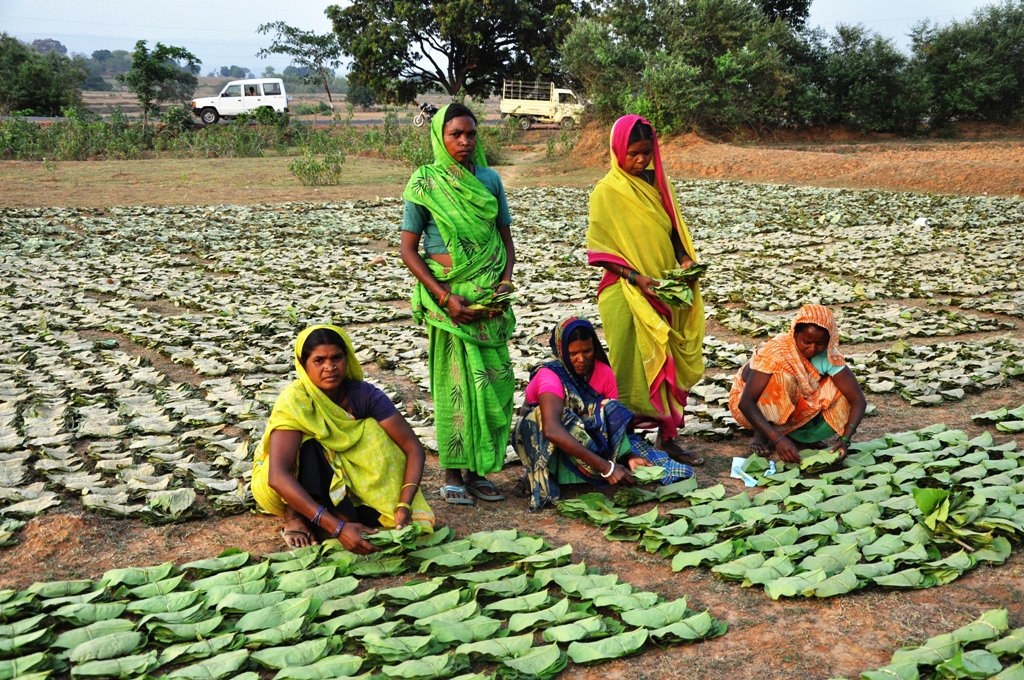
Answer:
[331,519,345,539]
[499,279,514,291]
[600,460,616,479]
[772,434,786,446]
[439,290,451,307]
[311,504,326,528]
[628,270,638,285]
[396,502,412,511]
[838,435,851,444]
[401,483,418,491]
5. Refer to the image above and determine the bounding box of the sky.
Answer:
[0,0,995,75]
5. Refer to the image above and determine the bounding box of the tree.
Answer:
[911,0,1024,126]
[117,40,200,127]
[561,0,793,133]
[756,0,810,29]
[347,82,377,109]
[0,33,86,115]
[31,38,67,55]
[327,0,582,103]
[256,22,344,108]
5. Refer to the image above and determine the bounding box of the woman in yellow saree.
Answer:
[251,325,434,551]
[586,115,706,465]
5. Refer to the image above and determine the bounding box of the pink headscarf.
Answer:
[610,114,679,235]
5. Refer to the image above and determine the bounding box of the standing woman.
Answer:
[399,103,516,505]
[586,115,706,465]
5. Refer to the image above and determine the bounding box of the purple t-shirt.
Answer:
[343,379,398,422]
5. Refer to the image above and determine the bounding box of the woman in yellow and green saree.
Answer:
[251,325,434,551]
[586,115,706,466]
[399,103,517,505]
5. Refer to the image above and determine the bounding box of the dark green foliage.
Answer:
[0,33,87,116]
[910,0,1024,127]
[328,0,581,102]
[756,0,810,29]
[347,83,378,110]
[117,41,200,127]
[790,25,927,133]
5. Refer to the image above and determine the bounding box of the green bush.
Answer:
[160,105,195,134]
[288,150,345,185]
[911,0,1024,127]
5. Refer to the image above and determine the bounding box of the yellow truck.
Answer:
[499,81,585,130]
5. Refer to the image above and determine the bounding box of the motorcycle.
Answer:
[413,102,439,127]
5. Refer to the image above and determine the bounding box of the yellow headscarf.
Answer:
[251,325,434,529]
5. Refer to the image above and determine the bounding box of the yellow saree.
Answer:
[251,325,434,529]
[587,115,705,439]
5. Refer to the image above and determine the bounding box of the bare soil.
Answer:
[2,130,1024,679]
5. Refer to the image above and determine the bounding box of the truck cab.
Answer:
[191,78,290,124]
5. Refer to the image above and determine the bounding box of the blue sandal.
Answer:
[439,485,474,505]
[466,479,505,502]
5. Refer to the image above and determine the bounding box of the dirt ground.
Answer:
[2,128,1024,679]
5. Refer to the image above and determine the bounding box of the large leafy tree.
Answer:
[118,40,200,127]
[327,0,583,102]
[756,0,810,29]
[0,33,86,115]
[256,23,344,108]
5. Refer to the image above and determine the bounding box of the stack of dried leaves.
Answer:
[0,528,725,680]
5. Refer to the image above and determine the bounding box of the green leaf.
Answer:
[251,638,333,670]
[52,620,136,650]
[180,552,250,575]
[126,589,201,614]
[951,608,1009,644]
[482,590,550,614]
[620,598,689,628]
[362,634,442,664]
[68,631,146,664]
[275,566,337,594]
[566,627,647,663]
[274,654,363,680]
[378,578,447,604]
[71,651,159,679]
[214,592,287,615]
[764,569,828,599]
[935,649,1002,679]
[236,597,319,632]
[507,597,587,632]
[380,652,469,679]
[53,602,127,626]
[102,563,175,588]
[159,632,245,665]
[428,615,502,644]
[649,611,726,644]
[317,589,376,617]
[166,649,250,680]
[314,605,386,635]
[456,632,534,661]
[541,615,609,643]
[393,588,462,619]
[500,643,567,680]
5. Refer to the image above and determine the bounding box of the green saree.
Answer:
[403,106,516,475]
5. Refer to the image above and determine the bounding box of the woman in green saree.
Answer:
[399,103,517,505]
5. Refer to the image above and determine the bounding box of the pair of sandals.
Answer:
[440,479,504,504]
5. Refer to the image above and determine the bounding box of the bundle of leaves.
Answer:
[832,608,1024,680]
[559,423,1024,600]
[0,529,726,680]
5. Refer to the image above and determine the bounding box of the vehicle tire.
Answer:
[413,113,425,127]
[518,116,533,131]
[200,108,219,125]
[560,117,575,130]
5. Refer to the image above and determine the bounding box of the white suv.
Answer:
[191,78,290,124]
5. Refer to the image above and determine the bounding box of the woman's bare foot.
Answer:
[657,436,705,466]
[281,505,315,548]
[749,431,773,456]
[441,469,473,503]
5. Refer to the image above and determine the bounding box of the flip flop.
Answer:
[510,475,530,499]
[466,479,505,502]
[280,529,314,548]
[440,484,474,505]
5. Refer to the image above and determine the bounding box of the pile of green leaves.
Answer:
[832,608,1024,680]
[973,404,1024,433]
[560,424,1024,600]
[653,264,708,308]
[468,291,517,314]
[0,528,725,680]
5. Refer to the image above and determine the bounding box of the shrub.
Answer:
[161,105,195,134]
[288,150,345,185]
